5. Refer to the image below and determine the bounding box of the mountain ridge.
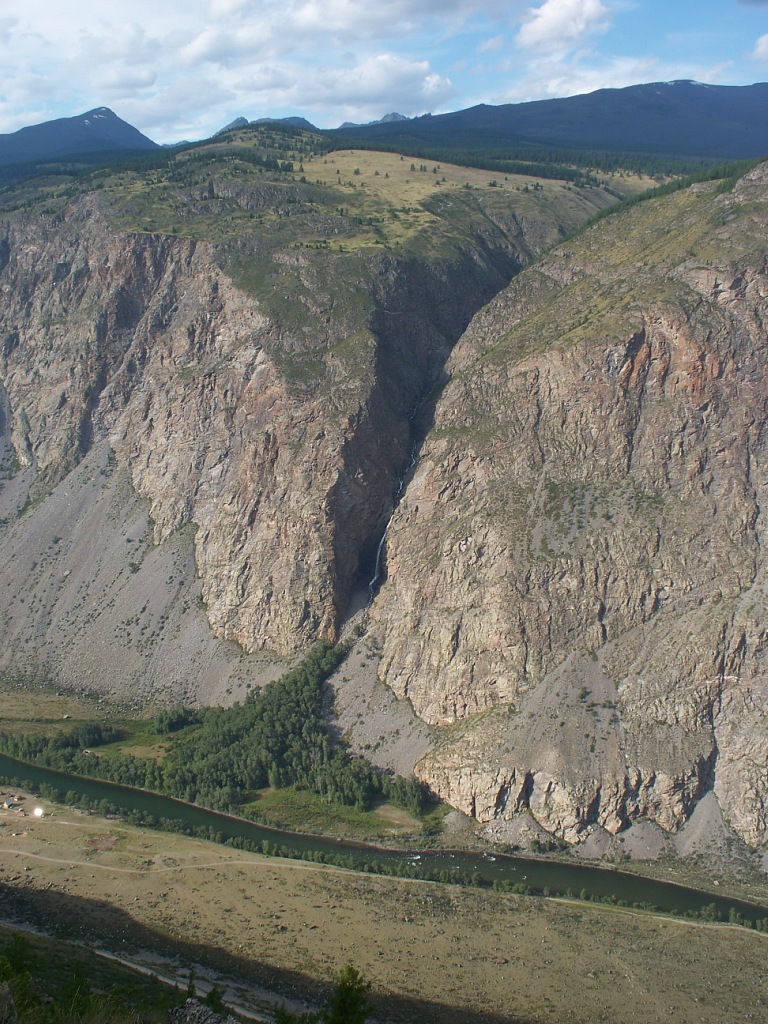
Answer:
[4,78,768,176]
[330,80,768,161]
[0,106,159,167]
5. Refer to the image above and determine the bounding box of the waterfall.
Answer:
[368,445,419,603]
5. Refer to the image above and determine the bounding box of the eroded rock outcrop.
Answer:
[373,164,768,846]
[0,170,594,678]
[3,145,768,850]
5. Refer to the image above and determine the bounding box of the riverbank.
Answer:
[1,798,767,1024]
[2,751,766,925]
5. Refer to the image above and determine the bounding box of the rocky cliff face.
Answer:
[372,165,768,846]
[3,142,767,852]
[0,163,600,697]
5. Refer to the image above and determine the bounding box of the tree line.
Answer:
[0,642,429,819]
[326,136,723,181]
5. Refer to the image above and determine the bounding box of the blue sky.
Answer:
[0,0,766,143]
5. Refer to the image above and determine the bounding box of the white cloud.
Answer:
[75,24,165,65]
[478,36,505,53]
[292,0,389,36]
[208,0,251,14]
[495,54,739,106]
[516,0,610,53]
[0,0,761,143]
[179,24,276,66]
[199,0,512,44]
[298,53,455,123]
[120,75,237,141]
[291,0,509,33]
[235,65,298,93]
[98,66,158,95]
[513,55,656,101]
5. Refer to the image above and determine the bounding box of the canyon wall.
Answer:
[372,166,768,846]
[3,152,768,850]
[0,179,586,694]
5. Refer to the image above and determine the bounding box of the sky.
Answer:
[0,0,767,144]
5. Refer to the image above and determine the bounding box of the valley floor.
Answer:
[0,799,766,1024]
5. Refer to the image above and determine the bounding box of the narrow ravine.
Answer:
[368,444,420,602]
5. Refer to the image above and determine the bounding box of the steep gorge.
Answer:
[0,161,603,700]
[4,142,767,855]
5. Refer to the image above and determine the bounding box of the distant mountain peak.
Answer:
[217,115,319,135]
[253,115,318,131]
[217,116,250,134]
[338,112,409,129]
[0,107,158,168]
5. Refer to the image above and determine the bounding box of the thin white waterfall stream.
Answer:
[367,446,419,603]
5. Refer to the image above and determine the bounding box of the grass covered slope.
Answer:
[0,123,619,254]
[1,798,768,1024]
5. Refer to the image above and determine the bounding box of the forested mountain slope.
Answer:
[332,80,768,162]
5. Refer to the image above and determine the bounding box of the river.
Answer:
[1,751,765,925]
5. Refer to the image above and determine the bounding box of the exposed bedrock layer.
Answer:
[0,187,571,671]
[372,164,768,846]
[4,161,768,850]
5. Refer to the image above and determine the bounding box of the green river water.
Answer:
[1,752,765,925]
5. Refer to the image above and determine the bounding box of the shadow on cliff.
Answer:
[336,245,523,617]
[0,880,536,1024]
